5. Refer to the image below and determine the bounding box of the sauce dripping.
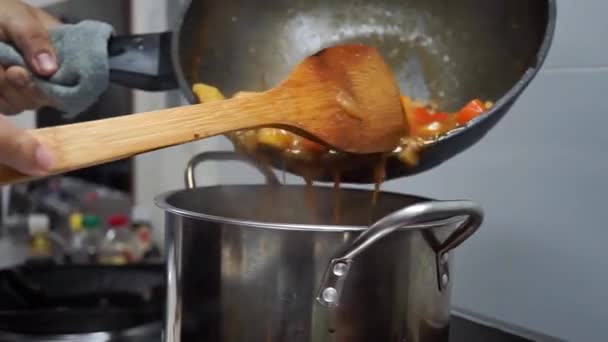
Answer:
[332,169,342,224]
[302,171,317,221]
[371,155,387,207]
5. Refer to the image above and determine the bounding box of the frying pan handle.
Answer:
[108,32,178,91]
[316,200,483,307]
[184,151,280,189]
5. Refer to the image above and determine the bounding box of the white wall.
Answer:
[389,2,605,341]
[130,0,222,244]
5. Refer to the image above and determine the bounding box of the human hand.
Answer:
[0,115,54,176]
[0,0,60,175]
[0,0,61,114]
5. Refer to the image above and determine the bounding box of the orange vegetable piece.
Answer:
[413,107,434,125]
[456,99,485,125]
[301,138,329,153]
[429,112,449,122]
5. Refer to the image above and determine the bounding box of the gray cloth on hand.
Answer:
[0,20,114,117]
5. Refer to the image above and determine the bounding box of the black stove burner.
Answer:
[0,315,531,342]
[0,264,164,335]
[0,264,548,342]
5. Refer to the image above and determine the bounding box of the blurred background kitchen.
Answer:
[0,0,605,341]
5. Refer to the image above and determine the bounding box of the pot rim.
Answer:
[154,184,459,232]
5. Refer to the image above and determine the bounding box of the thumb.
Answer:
[1,8,58,76]
[0,116,55,176]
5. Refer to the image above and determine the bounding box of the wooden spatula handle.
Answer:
[0,91,290,185]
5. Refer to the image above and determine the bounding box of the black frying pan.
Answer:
[108,0,556,183]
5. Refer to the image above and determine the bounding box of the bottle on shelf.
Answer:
[131,206,154,259]
[68,212,84,263]
[70,214,102,264]
[83,215,102,263]
[28,214,53,261]
[70,212,83,232]
[97,214,139,265]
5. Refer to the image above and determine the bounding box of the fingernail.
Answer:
[35,144,55,171]
[35,52,57,74]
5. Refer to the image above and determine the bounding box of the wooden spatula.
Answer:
[0,44,406,185]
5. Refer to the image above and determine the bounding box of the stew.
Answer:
[192,82,492,175]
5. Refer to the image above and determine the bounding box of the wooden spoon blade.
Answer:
[278,44,407,154]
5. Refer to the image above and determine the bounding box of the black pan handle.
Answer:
[108,31,178,91]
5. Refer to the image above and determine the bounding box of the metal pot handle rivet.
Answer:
[441,274,449,287]
[316,200,483,307]
[332,262,349,276]
[321,287,339,304]
[184,151,280,189]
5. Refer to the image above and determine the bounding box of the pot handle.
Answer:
[316,200,483,307]
[108,32,178,91]
[185,151,280,189]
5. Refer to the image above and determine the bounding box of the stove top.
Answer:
[0,265,557,342]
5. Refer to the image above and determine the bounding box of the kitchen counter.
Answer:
[450,309,564,342]
[450,315,531,342]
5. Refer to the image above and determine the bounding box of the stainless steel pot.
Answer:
[155,152,483,342]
